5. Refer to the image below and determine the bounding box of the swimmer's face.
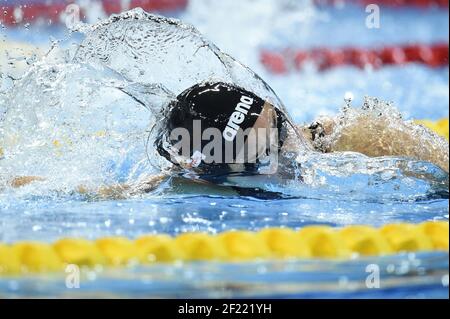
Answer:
[155,82,286,175]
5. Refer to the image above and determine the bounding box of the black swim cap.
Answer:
[155,82,287,176]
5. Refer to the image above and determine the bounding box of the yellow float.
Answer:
[0,221,447,276]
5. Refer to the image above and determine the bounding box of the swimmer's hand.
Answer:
[9,176,46,188]
[129,174,168,194]
[78,174,168,199]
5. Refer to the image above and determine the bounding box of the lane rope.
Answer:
[0,0,189,26]
[2,0,448,27]
[315,0,449,9]
[260,43,449,74]
[0,221,448,275]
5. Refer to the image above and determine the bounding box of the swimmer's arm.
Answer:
[7,174,168,198]
[305,115,449,172]
[79,174,168,199]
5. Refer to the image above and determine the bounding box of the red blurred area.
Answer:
[261,43,449,74]
[0,0,188,25]
[315,0,448,8]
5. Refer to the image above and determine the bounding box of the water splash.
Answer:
[72,8,286,110]
[0,60,159,192]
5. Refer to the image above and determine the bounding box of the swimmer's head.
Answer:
[155,82,288,177]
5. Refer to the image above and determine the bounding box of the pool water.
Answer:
[0,0,449,298]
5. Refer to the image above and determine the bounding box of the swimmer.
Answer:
[152,82,449,186]
[4,82,449,198]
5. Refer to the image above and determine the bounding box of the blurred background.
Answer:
[1,0,448,124]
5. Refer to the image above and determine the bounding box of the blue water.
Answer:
[1,252,448,298]
[0,0,449,298]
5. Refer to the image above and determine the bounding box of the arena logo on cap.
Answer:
[223,95,254,142]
